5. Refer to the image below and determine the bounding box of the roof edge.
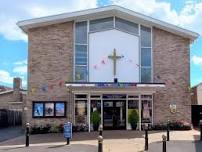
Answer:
[17,5,199,41]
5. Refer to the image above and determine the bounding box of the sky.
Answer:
[0,0,202,88]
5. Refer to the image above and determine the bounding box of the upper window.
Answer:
[141,25,151,47]
[115,17,138,35]
[90,17,114,32]
[75,21,87,44]
[75,21,88,82]
[140,25,152,83]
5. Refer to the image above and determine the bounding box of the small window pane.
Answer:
[141,48,151,66]
[75,66,87,81]
[75,45,87,65]
[141,68,151,83]
[75,21,87,44]
[141,26,151,47]
[90,17,113,32]
[115,17,138,34]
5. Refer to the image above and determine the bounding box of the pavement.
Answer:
[149,140,202,152]
[0,130,200,152]
[0,127,23,142]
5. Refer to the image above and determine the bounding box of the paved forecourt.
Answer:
[0,130,200,152]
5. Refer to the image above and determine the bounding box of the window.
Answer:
[90,17,114,32]
[141,26,151,47]
[75,21,88,81]
[75,21,87,44]
[141,68,151,83]
[140,25,152,83]
[33,102,66,118]
[141,48,151,66]
[115,17,138,35]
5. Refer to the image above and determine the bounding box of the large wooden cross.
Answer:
[108,48,124,77]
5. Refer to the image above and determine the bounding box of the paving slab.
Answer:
[0,127,23,142]
[149,140,202,152]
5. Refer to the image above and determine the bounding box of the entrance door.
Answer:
[103,100,126,130]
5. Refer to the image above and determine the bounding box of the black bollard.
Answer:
[98,135,103,152]
[200,120,202,141]
[25,123,30,147]
[162,135,166,152]
[66,138,70,145]
[145,124,149,151]
[167,120,170,141]
[99,124,103,136]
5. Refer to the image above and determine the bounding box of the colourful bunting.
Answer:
[101,60,106,64]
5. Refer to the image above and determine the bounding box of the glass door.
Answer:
[103,100,126,130]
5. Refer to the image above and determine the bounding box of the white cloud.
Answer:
[0,70,27,87]
[13,66,27,75]
[14,59,27,65]
[0,70,13,84]
[192,55,202,66]
[111,0,202,34]
[0,0,97,41]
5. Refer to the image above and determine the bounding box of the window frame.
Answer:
[32,101,66,118]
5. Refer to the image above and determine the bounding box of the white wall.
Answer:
[197,84,202,105]
[89,29,139,82]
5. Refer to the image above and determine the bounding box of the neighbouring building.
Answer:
[17,6,199,131]
[0,78,26,111]
[191,83,202,126]
[0,78,26,127]
[191,83,202,105]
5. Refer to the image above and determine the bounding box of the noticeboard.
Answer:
[64,122,72,139]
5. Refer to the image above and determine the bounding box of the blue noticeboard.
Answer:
[64,122,72,139]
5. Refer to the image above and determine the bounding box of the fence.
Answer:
[0,109,22,128]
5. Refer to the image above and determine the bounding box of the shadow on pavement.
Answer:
[0,144,97,152]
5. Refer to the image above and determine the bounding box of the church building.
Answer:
[17,5,199,131]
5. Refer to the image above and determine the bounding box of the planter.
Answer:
[93,124,99,131]
[130,123,137,130]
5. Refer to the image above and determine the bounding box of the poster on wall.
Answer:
[75,100,87,124]
[142,102,151,123]
[45,103,54,116]
[34,103,44,117]
[56,103,65,116]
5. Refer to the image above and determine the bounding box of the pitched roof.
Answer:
[17,5,199,41]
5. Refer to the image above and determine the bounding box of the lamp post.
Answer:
[167,120,170,141]
[99,124,103,136]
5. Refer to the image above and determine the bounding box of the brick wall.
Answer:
[153,27,191,123]
[27,22,74,126]
[26,22,192,126]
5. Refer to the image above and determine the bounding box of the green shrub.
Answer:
[128,109,139,124]
[91,111,101,126]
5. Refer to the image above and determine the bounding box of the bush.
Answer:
[152,120,191,130]
[72,124,88,132]
[91,111,101,131]
[128,109,139,124]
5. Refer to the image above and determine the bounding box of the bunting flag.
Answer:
[30,88,36,95]
[93,65,98,69]
[59,80,64,87]
[41,84,48,92]
[136,64,140,67]
[49,84,54,90]
[101,59,106,64]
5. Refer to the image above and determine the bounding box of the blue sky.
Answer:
[0,0,202,88]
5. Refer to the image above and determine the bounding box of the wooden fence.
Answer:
[0,109,22,128]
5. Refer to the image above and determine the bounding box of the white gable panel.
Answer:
[89,29,139,82]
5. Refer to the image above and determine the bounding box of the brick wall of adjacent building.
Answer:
[153,27,191,123]
[26,22,74,126]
